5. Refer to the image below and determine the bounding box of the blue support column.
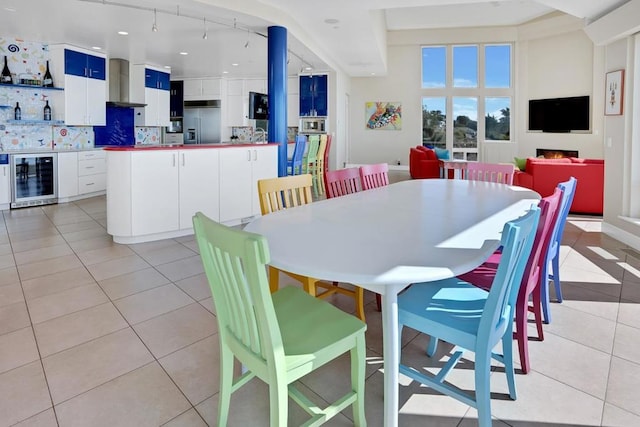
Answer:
[268,26,288,176]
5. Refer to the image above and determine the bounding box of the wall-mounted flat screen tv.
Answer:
[528,95,590,133]
[249,91,268,120]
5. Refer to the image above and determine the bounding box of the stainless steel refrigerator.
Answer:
[183,100,221,144]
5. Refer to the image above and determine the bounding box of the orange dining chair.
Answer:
[257,174,366,321]
[456,188,562,373]
[466,162,515,185]
[359,162,389,190]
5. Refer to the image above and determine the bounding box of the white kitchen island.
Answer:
[105,143,278,244]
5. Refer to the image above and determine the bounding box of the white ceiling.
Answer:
[0,0,630,79]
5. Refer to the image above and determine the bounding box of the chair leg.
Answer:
[502,321,517,400]
[351,334,367,426]
[426,337,438,357]
[354,286,366,322]
[552,254,563,303]
[531,286,544,341]
[474,349,493,427]
[268,266,280,293]
[217,344,234,427]
[515,301,530,374]
[540,261,552,324]
[269,380,289,427]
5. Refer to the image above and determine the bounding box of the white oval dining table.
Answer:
[244,178,540,427]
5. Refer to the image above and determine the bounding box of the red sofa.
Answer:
[409,146,441,179]
[514,157,604,214]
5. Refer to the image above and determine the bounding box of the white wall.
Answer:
[347,15,605,165]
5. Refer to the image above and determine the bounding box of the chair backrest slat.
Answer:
[257,174,314,215]
[466,162,515,185]
[326,167,361,198]
[359,163,390,190]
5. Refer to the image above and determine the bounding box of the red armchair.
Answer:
[410,146,441,179]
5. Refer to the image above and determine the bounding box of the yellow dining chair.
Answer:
[257,174,367,321]
[192,212,367,426]
[311,134,328,197]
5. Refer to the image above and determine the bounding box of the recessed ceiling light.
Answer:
[92,46,102,50]
[304,66,312,71]
[324,18,339,25]
[222,71,229,74]
[164,65,171,69]
[370,72,376,76]
[179,52,188,55]
[4,7,16,12]
[117,31,128,35]
[231,63,239,67]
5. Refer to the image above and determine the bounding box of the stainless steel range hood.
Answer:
[107,58,146,108]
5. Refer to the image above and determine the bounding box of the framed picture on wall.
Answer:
[365,101,402,130]
[605,69,624,116]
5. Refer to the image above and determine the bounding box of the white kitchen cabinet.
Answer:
[219,145,278,223]
[183,78,221,100]
[78,150,106,195]
[57,152,79,198]
[50,45,107,125]
[227,95,247,126]
[178,149,220,228]
[130,150,180,236]
[131,65,171,126]
[0,163,10,208]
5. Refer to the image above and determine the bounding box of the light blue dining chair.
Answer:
[397,205,540,427]
[287,134,307,175]
[541,176,577,323]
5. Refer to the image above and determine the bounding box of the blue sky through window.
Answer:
[453,46,477,87]
[485,45,510,87]
[422,46,445,88]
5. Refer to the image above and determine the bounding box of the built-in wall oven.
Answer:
[10,153,58,208]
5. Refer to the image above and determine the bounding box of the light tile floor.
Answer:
[1,188,640,426]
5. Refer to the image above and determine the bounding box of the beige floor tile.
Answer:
[114,283,194,325]
[8,227,60,243]
[54,362,191,427]
[56,219,103,234]
[61,226,109,243]
[601,402,640,426]
[10,234,68,253]
[0,265,19,287]
[159,335,219,405]
[98,267,170,300]
[161,408,208,427]
[13,243,73,265]
[0,301,31,335]
[21,267,96,300]
[34,302,128,358]
[542,303,617,353]
[43,328,153,404]
[155,255,205,282]
[128,238,179,254]
[613,322,640,365]
[617,301,640,330]
[0,361,52,426]
[606,356,640,415]
[134,302,218,358]
[77,243,135,266]
[0,326,39,374]
[555,281,620,321]
[175,273,212,301]
[27,283,109,324]
[67,235,118,253]
[0,281,24,307]
[17,253,84,281]
[12,408,58,427]
[85,253,150,282]
[527,329,611,399]
[45,209,93,227]
[0,242,11,255]
[0,253,15,270]
[137,242,198,266]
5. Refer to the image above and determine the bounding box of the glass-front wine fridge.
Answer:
[10,153,58,208]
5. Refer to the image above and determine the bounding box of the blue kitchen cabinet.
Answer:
[145,68,170,91]
[299,74,327,117]
[64,49,105,80]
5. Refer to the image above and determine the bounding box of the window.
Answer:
[422,44,512,160]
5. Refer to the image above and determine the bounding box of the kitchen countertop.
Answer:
[0,147,106,155]
[104,142,279,151]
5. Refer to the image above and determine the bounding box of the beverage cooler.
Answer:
[10,153,58,208]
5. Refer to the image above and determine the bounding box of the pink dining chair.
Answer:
[457,187,563,373]
[466,162,515,185]
[359,163,389,190]
[326,167,361,198]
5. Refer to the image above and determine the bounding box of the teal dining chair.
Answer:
[458,188,562,373]
[397,205,540,427]
[192,212,367,426]
[541,176,577,323]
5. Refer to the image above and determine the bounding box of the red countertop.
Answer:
[104,143,280,151]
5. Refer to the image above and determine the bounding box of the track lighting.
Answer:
[202,17,208,40]
[244,28,250,48]
[152,8,158,32]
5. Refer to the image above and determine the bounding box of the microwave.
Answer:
[299,117,326,134]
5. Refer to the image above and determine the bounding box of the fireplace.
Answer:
[536,149,578,159]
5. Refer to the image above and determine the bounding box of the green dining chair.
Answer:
[303,134,320,175]
[192,212,367,426]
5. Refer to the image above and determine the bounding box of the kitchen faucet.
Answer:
[254,127,266,144]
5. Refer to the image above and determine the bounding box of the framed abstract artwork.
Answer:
[365,101,402,130]
[605,70,624,116]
